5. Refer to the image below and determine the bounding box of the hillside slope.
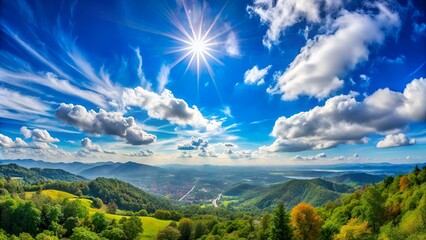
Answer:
[238,178,353,209]
[328,172,386,186]
[0,164,87,183]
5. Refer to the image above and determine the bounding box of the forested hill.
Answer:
[43,177,175,213]
[0,164,87,183]
[237,178,354,209]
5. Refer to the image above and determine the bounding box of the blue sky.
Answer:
[0,0,425,165]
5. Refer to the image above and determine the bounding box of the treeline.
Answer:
[154,166,426,239]
[0,192,143,240]
[41,177,175,213]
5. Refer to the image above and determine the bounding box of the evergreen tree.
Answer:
[269,202,292,240]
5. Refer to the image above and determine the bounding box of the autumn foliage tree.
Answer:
[334,218,370,240]
[290,202,323,240]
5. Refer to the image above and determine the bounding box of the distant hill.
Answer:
[79,161,166,178]
[224,183,257,196]
[0,164,87,183]
[238,178,353,210]
[0,159,112,174]
[328,172,387,186]
[0,159,165,179]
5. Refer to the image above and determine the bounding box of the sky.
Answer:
[0,0,425,165]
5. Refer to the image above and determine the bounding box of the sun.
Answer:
[165,0,227,81]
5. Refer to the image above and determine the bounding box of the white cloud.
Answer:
[376,133,416,148]
[178,151,192,158]
[267,4,400,100]
[81,138,103,152]
[125,149,154,157]
[244,65,272,85]
[224,149,256,159]
[261,78,426,152]
[55,103,156,145]
[247,0,342,48]
[20,126,59,143]
[122,87,218,130]
[360,74,371,88]
[177,137,208,150]
[0,133,49,149]
[0,70,107,108]
[291,152,327,161]
[134,47,151,90]
[225,32,240,56]
[157,64,171,93]
[0,88,51,120]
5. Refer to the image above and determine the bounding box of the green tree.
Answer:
[193,221,207,239]
[91,198,103,209]
[14,201,41,235]
[120,216,143,240]
[100,227,126,240]
[177,218,193,240]
[91,212,107,233]
[157,226,181,240]
[18,233,34,240]
[360,186,385,232]
[269,202,292,240]
[69,227,101,240]
[63,200,88,219]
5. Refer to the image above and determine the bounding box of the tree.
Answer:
[63,200,88,219]
[193,221,207,239]
[120,216,143,240]
[107,201,118,214]
[100,227,126,240]
[360,186,385,232]
[291,203,323,240]
[91,212,107,233]
[91,198,103,209]
[154,210,172,220]
[177,218,193,240]
[69,227,101,240]
[269,202,292,240]
[157,226,181,240]
[399,176,410,191]
[334,218,370,240]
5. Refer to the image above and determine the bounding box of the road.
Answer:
[178,185,195,202]
[212,193,222,207]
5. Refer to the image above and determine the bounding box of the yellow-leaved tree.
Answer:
[290,202,323,240]
[334,218,371,240]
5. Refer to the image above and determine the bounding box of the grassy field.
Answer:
[33,189,171,240]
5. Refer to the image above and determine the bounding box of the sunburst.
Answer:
[165,0,228,89]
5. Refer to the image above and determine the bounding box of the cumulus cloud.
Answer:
[247,0,342,48]
[261,78,426,152]
[224,149,256,159]
[179,151,192,158]
[267,4,400,100]
[198,148,217,158]
[376,133,416,148]
[244,65,272,85]
[78,138,117,157]
[125,149,154,157]
[291,152,327,161]
[177,137,208,150]
[223,142,237,148]
[122,87,219,130]
[0,133,49,149]
[20,126,59,143]
[225,32,240,56]
[55,103,156,145]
